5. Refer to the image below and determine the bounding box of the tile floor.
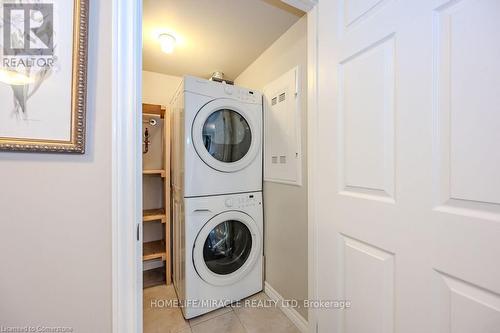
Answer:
[144,285,301,333]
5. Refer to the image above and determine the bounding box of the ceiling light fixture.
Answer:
[159,33,176,54]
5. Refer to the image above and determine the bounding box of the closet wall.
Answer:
[236,15,308,320]
[143,71,182,105]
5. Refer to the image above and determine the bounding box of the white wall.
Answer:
[0,1,113,331]
[143,70,182,106]
[236,16,308,319]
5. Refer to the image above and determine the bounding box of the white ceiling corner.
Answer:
[143,0,304,80]
[281,0,317,12]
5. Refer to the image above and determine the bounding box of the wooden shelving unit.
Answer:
[143,103,166,117]
[143,169,166,177]
[143,240,167,261]
[142,103,171,287]
[143,267,166,289]
[143,208,166,223]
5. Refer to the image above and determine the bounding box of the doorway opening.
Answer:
[137,1,316,332]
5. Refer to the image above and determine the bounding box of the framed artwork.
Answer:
[0,0,89,153]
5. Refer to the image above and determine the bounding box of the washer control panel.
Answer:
[225,194,261,208]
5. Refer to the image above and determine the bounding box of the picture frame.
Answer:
[0,0,89,153]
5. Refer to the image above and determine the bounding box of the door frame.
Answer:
[111,1,319,332]
[111,0,143,332]
[306,4,319,332]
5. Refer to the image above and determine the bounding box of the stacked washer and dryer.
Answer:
[171,76,264,319]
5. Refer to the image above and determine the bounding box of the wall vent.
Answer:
[279,92,286,102]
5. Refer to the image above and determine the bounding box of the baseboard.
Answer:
[264,282,308,333]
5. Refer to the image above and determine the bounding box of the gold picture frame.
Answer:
[0,0,89,153]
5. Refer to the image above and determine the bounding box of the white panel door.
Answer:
[315,0,500,332]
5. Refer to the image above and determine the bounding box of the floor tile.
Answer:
[143,287,301,333]
[170,327,192,333]
[189,306,233,327]
[143,284,178,310]
[191,312,246,333]
[232,293,300,333]
[143,285,190,333]
[143,306,190,333]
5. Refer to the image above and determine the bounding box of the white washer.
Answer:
[171,76,263,198]
[173,191,263,319]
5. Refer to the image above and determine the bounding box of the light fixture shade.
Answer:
[159,33,176,54]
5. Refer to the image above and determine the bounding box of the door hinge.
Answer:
[136,224,140,241]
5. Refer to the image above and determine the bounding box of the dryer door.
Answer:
[192,99,260,173]
[193,211,261,286]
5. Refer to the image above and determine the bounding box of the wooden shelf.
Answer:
[143,169,166,177]
[143,208,166,223]
[143,240,166,261]
[143,266,166,289]
[143,103,166,118]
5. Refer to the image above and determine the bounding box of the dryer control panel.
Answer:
[224,86,260,104]
[225,194,261,209]
[185,76,262,105]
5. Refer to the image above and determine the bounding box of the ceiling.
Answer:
[143,0,304,80]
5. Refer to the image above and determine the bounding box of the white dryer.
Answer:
[173,191,263,319]
[171,76,263,198]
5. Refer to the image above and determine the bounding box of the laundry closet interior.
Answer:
[141,1,309,332]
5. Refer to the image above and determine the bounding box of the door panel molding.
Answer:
[433,0,500,221]
[436,270,500,333]
[339,235,395,333]
[338,34,396,203]
[341,0,389,29]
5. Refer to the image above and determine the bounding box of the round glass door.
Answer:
[192,99,260,173]
[203,220,252,275]
[193,211,261,286]
[202,110,252,163]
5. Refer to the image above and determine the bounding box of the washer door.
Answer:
[192,99,260,173]
[193,211,261,286]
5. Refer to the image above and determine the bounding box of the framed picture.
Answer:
[0,0,89,153]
